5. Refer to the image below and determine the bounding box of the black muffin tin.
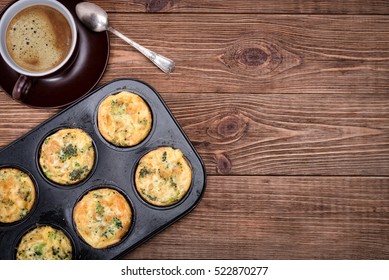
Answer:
[0,79,206,259]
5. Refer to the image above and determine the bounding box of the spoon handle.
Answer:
[108,27,175,74]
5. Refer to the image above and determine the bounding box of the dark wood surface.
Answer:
[0,0,388,259]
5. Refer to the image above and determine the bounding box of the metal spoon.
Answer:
[75,2,175,74]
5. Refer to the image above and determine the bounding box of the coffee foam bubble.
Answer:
[6,6,72,73]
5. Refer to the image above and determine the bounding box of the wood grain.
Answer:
[163,93,389,176]
[91,0,389,15]
[2,93,388,176]
[125,176,389,259]
[0,94,57,146]
[94,14,389,95]
[1,5,388,95]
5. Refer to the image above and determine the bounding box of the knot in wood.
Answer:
[220,38,301,77]
[215,153,232,175]
[218,115,246,139]
[240,48,268,66]
[207,113,248,143]
[145,0,174,12]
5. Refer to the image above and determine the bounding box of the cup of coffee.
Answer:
[0,0,77,101]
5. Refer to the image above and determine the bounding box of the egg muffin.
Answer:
[135,147,192,207]
[39,128,95,185]
[0,168,36,223]
[97,91,152,147]
[16,225,72,260]
[73,188,132,249]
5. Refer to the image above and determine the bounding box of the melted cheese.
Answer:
[135,147,192,206]
[0,168,36,223]
[73,188,132,249]
[39,128,95,185]
[98,91,152,147]
[16,226,72,260]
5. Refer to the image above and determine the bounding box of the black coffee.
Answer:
[6,5,72,73]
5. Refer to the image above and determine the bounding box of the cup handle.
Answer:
[12,75,33,101]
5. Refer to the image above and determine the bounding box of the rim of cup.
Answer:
[0,0,77,77]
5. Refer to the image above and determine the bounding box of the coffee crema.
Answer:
[5,5,72,73]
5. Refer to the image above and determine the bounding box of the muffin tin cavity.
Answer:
[97,91,153,147]
[135,146,192,207]
[0,79,206,259]
[0,167,37,224]
[16,225,73,260]
[39,128,96,186]
[73,187,133,249]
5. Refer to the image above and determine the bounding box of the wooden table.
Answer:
[1,0,388,259]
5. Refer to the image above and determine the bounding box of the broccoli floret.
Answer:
[59,144,78,161]
[69,166,89,181]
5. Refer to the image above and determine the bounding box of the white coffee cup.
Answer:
[0,0,77,100]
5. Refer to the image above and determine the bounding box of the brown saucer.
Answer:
[0,0,109,108]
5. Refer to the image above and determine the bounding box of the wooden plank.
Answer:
[91,0,389,15]
[1,0,388,15]
[165,92,389,176]
[1,92,388,176]
[0,94,57,146]
[1,1,389,15]
[124,176,389,259]
[95,14,389,95]
[1,13,388,95]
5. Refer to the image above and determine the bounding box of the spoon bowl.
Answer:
[76,2,108,32]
